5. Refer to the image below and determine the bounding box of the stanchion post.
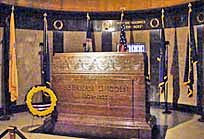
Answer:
[0,126,27,139]
[9,130,16,139]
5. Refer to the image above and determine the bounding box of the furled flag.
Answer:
[158,9,168,94]
[183,3,198,97]
[42,13,50,87]
[119,11,127,52]
[170,27,180,105]
[129,21,134,44]
[9,6,18,102]
[84,13,93,52]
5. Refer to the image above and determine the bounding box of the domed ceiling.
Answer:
[1,0,196,12]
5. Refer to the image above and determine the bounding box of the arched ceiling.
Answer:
[1,0,197,12]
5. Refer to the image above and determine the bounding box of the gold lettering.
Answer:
[117,20,145,25]
[132,20,146,24]
[125,25,131,29]
[133,25,143,29]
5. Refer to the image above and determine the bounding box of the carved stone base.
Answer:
[52,114,151,139]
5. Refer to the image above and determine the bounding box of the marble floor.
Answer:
[0,108,204,139]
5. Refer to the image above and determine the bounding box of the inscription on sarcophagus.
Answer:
[52,53,144,74]
[53,75,133,117]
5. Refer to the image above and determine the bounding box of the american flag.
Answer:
[119,23,127,52]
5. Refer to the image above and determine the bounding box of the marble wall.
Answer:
[15,29,42,105]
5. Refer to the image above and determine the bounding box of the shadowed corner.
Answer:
[152,125,168,139]
[151,107,194,139]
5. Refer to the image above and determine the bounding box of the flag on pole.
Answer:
[84,13,93,52]
[158,9,168,94]
[119,10,127,52]
[129,21,134,44]
[170,27,180,105]
[9,6,18,102]
[183,3,198,97]
[42,13,50,87]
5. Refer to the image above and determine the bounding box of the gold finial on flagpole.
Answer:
[43,13,48,26]
[187,3,192,47]
[43,13,47,18]
[188,3,192,14]
[121,10,124,22]
[86,13,90,27]
[121,9,124,22]
[120,7,125,22]
[87,13,90,20]
[11,5,14,12]
[43,13,47,27]
[161,8,165,28]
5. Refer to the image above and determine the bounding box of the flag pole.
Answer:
[0,23,10,120]
[161,8,171,114]
[0,6,15,121]
[42,13,48,87]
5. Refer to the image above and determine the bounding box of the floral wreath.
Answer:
[26,86,57,117]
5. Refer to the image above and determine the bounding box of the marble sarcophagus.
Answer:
[51,52,151,139]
